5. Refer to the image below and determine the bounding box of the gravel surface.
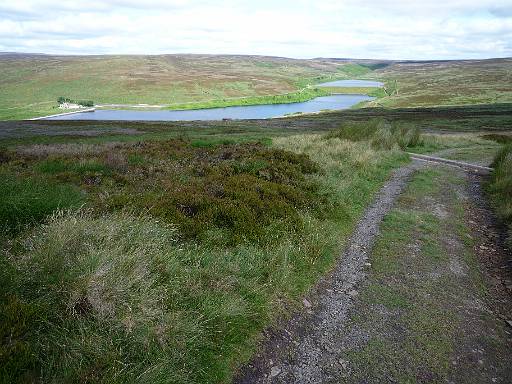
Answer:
[235,161,424,384]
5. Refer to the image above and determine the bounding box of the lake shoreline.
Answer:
[44,94,375,121]
[27,108,96,121]
[36,80,384,121]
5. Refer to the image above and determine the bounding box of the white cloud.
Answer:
[0,0,510,59]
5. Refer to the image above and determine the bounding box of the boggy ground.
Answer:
[236,162,512,383]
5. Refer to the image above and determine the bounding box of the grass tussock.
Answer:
[0,172,83,234]
[480,133,512,144]
[488,144,512,245]
[2,211,184,382]
[1,135,407,383]
[325,119,423,150]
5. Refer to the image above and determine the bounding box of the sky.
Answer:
[0,0,511,60]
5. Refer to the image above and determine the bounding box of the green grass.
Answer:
[347,167,490,382]
[441,144,502,165]
[36,158,111,175]
[0,130,408,383]
[316,86,381,96]
[0,172,84,235]
[165,86,330,111]
[361,284,410,309]
[336,63,373,77]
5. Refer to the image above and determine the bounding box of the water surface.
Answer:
[46,94,374,121]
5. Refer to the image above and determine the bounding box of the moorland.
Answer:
[1,54,511,120]
[1,54,511,383]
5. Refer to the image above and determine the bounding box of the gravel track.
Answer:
[235,160,425,383]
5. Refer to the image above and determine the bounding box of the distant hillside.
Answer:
[0,54,365,119]
[0,53,510,119]
[364,58,512,108]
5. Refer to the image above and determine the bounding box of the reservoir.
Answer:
[45,94,374,121]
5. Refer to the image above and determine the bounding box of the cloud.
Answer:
[489,6,512,18]
[0,0,510,59]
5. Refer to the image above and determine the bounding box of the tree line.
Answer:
[57,97,94,107]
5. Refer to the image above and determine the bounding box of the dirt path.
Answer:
[235,159,512,383]
[235,161,425,383]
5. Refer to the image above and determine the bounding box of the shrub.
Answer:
[102,142,322,244]
[57,96,72,104]
[77,100,94,107]
[13,140,323,245]
[56,97,94,107]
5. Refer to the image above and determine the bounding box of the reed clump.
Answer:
[325,118,423,150]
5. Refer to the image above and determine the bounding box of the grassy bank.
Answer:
[488,144,512,246]
[164,86,329,111]
[0,127,409,382]
[319,86,385,98]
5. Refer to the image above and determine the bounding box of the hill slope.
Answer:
[0,54,360,119]
[366,58,512,108]
[0,54,511,120]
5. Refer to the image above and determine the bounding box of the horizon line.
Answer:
[1,51,511,62]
